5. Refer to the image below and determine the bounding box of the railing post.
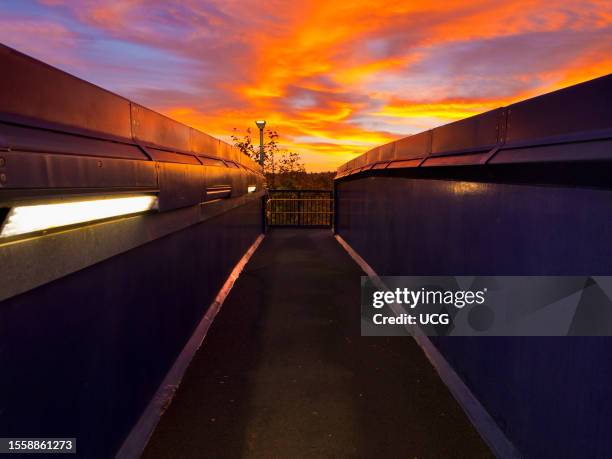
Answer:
[298,190,302,226]
[332,187,337,233]
[262,192,267,233]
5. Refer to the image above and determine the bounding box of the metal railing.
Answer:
[266,190,333,227]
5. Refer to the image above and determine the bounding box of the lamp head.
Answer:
[255,120,266,130]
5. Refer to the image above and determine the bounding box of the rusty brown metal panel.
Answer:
[190,128,221,157]
[353,153,367,168]
[431,109,501,155]
[387,159,421,169]
[247,155,263,173]
[205,165,232,201]
[394,131,432,160]
[241,156,256,172]
[379,141,396,161]
[0,44,263,182]
[199,156,226,167]
[230,168,247,197]
[0,123,148,161]
[235,147,245,165]
[242,155,261,171]
[228,145,240,164]
[145,147,200,165]
[0,151,157,191]
[0,45,132,139]
[131,104,191,152]
[234,146,258,171]
[216,141,233,161]
[156,162,204,211]
[366,147,380,165]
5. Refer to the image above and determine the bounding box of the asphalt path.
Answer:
[143,229,491,458]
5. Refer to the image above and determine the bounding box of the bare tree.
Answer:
[231,127,304,189]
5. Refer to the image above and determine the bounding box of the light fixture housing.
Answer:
[255,120,266,129]
[0,195,158,239]
[247,185,256,193]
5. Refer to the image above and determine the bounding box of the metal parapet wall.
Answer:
[0,45,265,457]
[334,75,612,457]
[0,44,264,213]
[0,43,267,300]
[336,74,612,177]
[0,45,262,171]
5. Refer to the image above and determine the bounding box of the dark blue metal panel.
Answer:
[0,199,262,459]
[336,173,612,458]
[505,74,612,146]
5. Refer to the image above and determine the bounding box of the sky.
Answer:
[0,1,610,171]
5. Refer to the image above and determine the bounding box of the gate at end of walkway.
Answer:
[266,190,333,227]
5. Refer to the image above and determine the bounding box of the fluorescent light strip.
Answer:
[0,195,158,238]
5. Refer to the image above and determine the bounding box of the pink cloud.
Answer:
[1,0,610,171]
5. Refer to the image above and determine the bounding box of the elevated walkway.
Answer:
[143,229,490,458]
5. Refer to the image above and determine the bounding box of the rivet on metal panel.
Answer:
[0,157,5,167]
[97,160,103,168]
[0,173,6,184]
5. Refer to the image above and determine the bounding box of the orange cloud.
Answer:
[2,0,611,171]
[375,99,509,120]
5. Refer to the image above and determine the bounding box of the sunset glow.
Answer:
[0,0,610,170]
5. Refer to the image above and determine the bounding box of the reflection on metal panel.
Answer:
[156,162,205,211]
[131,104,191,152]
[0,45,132,139]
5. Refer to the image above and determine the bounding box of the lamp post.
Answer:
[255,120,266,166]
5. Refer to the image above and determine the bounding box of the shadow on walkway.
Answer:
[143,229,491,458]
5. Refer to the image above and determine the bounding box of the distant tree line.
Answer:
[231,127,334,190]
